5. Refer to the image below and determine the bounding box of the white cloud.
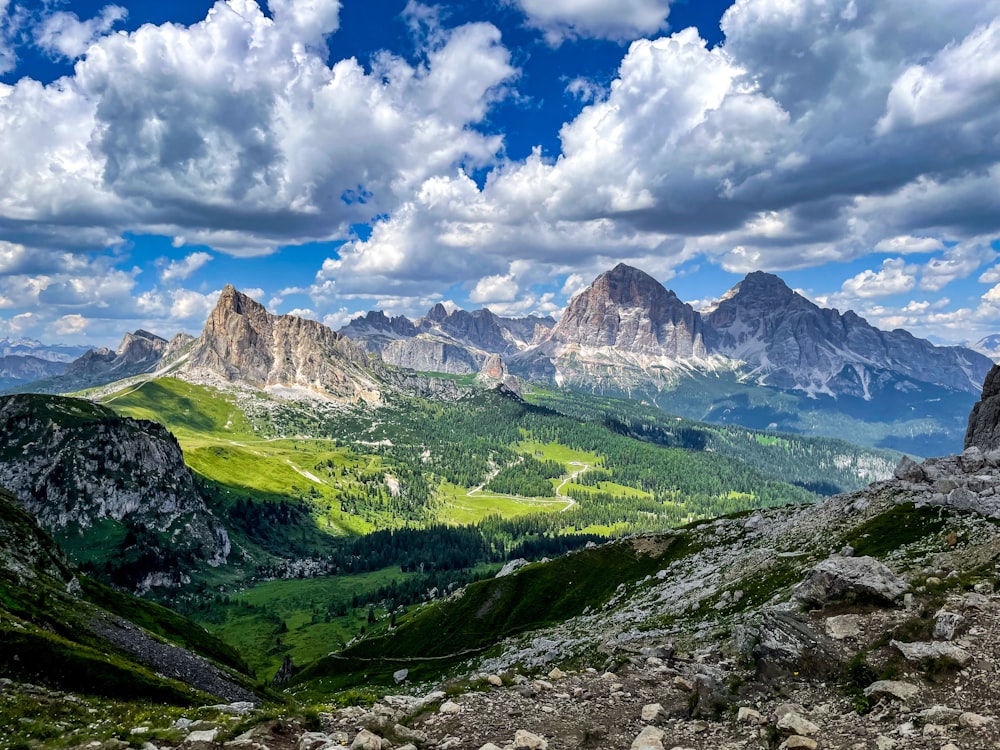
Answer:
[159,251,213,284]
[510,0,672,45]
[0,0,21,75]
[469,272,519,304]
[919,243,996,292]
[0,0,516,255]
[873,235,945,255]
[877,18,1000,135]
[54,314,87,335]
[980,265,1000,284]
[841,258,916,299]
[565,77,604,103]
[34,5,127,60]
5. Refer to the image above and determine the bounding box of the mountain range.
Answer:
[7,263,995,455]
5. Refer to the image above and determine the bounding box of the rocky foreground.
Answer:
[8,441,993,750]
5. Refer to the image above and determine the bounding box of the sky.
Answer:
[2,0,1000,349]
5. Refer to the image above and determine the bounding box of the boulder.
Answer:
[890,640,971,666]
[737,610,842,679]
[350,730,383,750]
[630,726,665,750]
[793,556,908,606]
[776,712,819,736]
[894,456,927,483]
[864,680,921,701]
[824,614,862,640]
[514,729,548,750]
[933,611,964,641]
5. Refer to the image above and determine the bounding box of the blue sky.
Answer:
[2,0,1000,349]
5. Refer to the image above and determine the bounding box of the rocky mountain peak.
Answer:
[546,263,705,358]
[183,287,383,402]
[115,329,168,362]
[426,302,449,323]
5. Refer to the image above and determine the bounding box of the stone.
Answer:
[890,640,972,666]
[933,611,964,640]
[875,736,896,750]
[392,668,409,684]
[298,733,333,750]
[630,726,665,750]
[487,675,503,687]
[793,555,908,606]
[941,745,960,750]
[894,456,927,482]
[959,711,994,728]
[961,446,986,472]
[350,731,383,750]
[641,703,664,722]
[918,706,963,725]
[740,610,841,679]
[547,667,567,680]
[673,676,694,691]
[825,614,862,640]
[479,745,504,750]
[778,738,818,750]
[864,680,921,701]
[514,729,548,750]
[392,724,427,744]
[439,701,462,714]
[737,707,763,723]
[185,730,220,745]
[776,712,819,736]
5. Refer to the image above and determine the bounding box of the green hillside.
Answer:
[0,487,269,745]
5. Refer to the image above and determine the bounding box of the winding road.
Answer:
[466,459,590,513]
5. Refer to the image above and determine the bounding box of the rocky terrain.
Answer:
[6,369,995,750]
[15,329,172,395]
[340,305,553,376]
[0,393,230,590]
[0,354,68,388]
[702,272,990,399]
[181,286,385,404]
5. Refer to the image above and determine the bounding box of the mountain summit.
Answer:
[705,272,990,397]
[183,286,382,402]
[548,263,706,358]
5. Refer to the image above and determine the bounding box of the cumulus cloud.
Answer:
[840,258,916,298]
[159,251,213,284]
[34,5,127,60]
[510,0,672,45]
[0,0,22,75]
[919,242,996,292]
[0,0,516,255]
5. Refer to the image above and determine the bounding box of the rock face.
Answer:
[548,264,706,359]
[0,355,68,387]
[475,354,521,396]
[793,556,909,606]
[20,329,171,394]
[183,286,383,402]
[0,394,229,590]
[704,272,992,398]
[340,304,553,375]
[965,365,1000,451]
[507,264,991,403]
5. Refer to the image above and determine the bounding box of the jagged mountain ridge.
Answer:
[704,271,990,398]
[11,328,173,395]
[0,394,230,591]
[0,336,91,362]
[337,263,991,403]
[180,285,384,402]
[340,303,554,375]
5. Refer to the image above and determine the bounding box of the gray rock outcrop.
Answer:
[965,364,1000,451]
[793,555,908,606]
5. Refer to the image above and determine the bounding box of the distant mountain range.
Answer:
[7,263,994,454]
[971,334,1000,362]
